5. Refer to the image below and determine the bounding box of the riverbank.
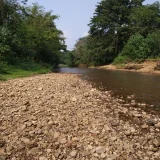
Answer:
[98,60,160,75]
[0,62,51,81]
[0,73,160,159]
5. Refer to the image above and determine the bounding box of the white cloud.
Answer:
[82,32,89,37]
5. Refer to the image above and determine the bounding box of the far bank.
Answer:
[94,60,160,75]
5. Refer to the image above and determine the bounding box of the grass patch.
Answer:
[0,61,51,80]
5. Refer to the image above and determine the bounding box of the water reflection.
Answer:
[53,67,160,109]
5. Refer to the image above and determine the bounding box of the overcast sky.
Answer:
[27,0,158,50]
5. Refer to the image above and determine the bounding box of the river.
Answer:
[53,67,160,111]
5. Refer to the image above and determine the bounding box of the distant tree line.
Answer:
[0,0,66,68]
[65,0,160,67]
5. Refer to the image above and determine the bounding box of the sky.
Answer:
[27,0,158,50]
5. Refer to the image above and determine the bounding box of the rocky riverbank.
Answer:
[0,73,160,160]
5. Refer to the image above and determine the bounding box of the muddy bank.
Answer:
[98,60,160,75]
[0,73,160,160]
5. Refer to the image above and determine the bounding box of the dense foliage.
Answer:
[0,0,66,71]
[67,0,160,67]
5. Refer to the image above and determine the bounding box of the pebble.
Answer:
[142,124,148,129]
[60,138,67,144]
[152,139,160,147]
[39,156,48,160]
[146,118,157,126]
[95,146,105,154]
[70,150,77,157]
[54,132,60,139]
[155,123,160,128]
[125,131,131,136]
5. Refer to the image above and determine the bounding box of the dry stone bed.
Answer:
[0,73,160,160]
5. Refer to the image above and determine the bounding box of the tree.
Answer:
[0,1,66,67]
[130,2,160,36]
[19,4,66,65]
[73,36,92,66]
[88,0,144,64]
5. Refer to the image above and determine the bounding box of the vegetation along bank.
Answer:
[0,0,66,80]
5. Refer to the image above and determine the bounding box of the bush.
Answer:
[121,33,150,60]
[113,55,131,64]
[146,30,160,58]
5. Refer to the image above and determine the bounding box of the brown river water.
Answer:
[53,67,160,111]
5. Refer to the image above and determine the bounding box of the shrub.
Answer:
[121,33,150,60]
[146,30,160,58]
[113,55,131,64]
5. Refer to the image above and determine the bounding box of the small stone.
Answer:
[127,96,132,99]
[155,123,160,129]
[154,152,160,157]
[70,150,77,157]
[52,155,56,160]
[21,137,30,145]
[130,128,136,134]
[54,132,60,139]
[125,131,131,136]
[20,124,26,130]
[17,143,25,151]
[82,151,90,157]
[47,149,52,153]
[86,145,92,150]
[0,148,5,155]
[21,138,37,148]
[141,103,146,107]
[93,153,99,157]
[0,139,5,148]
[28,147,39,155]
[131,100,136,106]
[37,129,42,135]
[152,139,160,147]
[142,124,148,129]
[146,118,156,126]
[38,87,43,91]
[72,137,78,142]
[0,155,7,160]
[29,130,35,135]
[134,114,142,118]
[71,97,77,102]
[5,146,13,153]
[11,157,16,160]
[21,106,28,112]
[90,130,99,135]
[111,137,117,141]
[24,101,30,106]
[60,138,67,144]
[111,121,119,127]
[101,153,106,159]
[95,146,105,154]
[39,156,48,160]
[26,122,32,127]
[48,121,54,125]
